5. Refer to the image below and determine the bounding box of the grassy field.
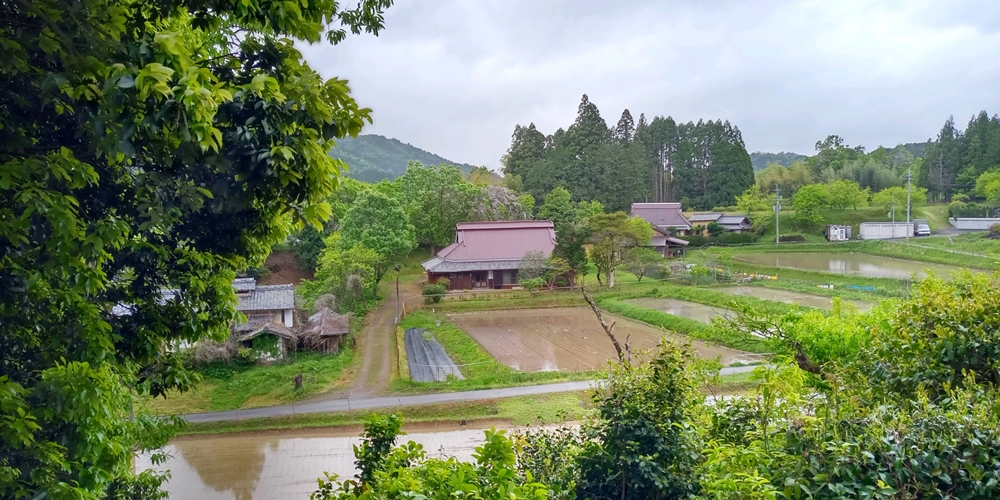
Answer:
[145,350,354,414]
[180,391,592,436]
[393,311,593,392]
[909,233,1000,257]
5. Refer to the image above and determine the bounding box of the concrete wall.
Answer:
[948,218,1000,230]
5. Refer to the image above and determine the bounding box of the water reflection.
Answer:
[733,253,969,280]
[137,427,495,500]
[626,298,729,324]
[171,436,279,500]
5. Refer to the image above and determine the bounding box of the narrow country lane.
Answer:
[183,365,761,423]
[347,278,424,398]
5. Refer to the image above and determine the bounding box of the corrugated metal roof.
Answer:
[630,203,692,230]
[237,284,294,311]
[455,220,553,231]
[433,220,556,262]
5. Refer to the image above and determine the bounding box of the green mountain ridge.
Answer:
[331,134,479,183]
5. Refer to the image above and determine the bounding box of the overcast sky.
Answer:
[299,0,1000,169]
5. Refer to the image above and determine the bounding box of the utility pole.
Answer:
[773,186,782,245]
[905,164,912,242]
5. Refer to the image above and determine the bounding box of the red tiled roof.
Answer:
[630,203,692,230]
[435,220,556,262]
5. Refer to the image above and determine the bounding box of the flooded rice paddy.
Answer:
[715,286,872,312]
[625,297,729,324]
[137,424,503,500]
[732,253,967,280]
[447,307,746,371]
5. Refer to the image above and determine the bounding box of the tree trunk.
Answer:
[609,269,615,288]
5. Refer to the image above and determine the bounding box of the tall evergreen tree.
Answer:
[919,117,964,199]
[565,94,609,154]
[501,123,548,180]
[613,109,636,145]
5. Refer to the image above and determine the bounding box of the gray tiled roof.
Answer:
[689,213,723,222]
[717,215,750,225]
[237,284,294,311]
[233,278,256,292]
[423,259,522,273]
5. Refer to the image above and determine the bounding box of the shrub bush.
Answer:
[778,234,806,243]
[680,235,709,247]
[435,277,451,289]
[422,283,446,304]
[948,200,967,217]
[719,232,756,244]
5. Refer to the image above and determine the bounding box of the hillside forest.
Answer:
[501,95,756,212]
[754,112,1000,207]
[331,134,478,183]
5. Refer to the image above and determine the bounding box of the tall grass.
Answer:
[146,349,355,414]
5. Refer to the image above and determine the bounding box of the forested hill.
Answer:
[331,135,477,183]
[750,151,806,170]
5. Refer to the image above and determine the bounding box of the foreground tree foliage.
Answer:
[511,271,1000,499]
[0,0,392,497]
[311,414,547,500]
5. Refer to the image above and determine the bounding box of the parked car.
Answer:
[916,223,931,236]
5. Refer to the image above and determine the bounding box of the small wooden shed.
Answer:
[234,320,298,360]
[301,308,351,354]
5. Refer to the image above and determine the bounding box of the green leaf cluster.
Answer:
[311,414,548,500]
[1,0,392,496]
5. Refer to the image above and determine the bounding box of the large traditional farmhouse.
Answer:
[630,202,692,235]
[422,220,562,291]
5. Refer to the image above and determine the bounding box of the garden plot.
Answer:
[447,308,745,372]
[405,328,464,382]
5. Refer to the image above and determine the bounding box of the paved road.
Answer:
[183,365,760,423]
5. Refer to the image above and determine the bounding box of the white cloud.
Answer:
[299,0,1000,168]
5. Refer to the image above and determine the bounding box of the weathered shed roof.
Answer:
[630,203,692,231]
[236,320,296,342]
[302,308,351,338]
[236,284,294,311]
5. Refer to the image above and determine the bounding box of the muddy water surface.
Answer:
[732,253,966,280]
[716,286,872,312]
[137,425,502,500]
[448,307,746,372]
[625,298,730,324]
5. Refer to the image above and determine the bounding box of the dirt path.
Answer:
[348,279,423,398]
